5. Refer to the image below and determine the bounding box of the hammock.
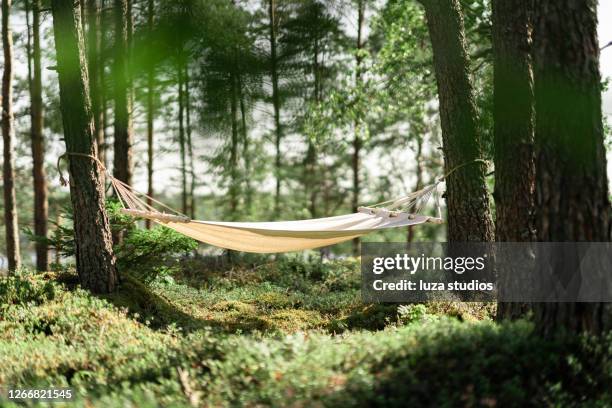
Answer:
[109,176,443,253]
[59,153,446,253]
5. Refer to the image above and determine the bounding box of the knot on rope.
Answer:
[57,152,107,186]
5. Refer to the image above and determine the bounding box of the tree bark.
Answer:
[27,0,49,271]
[238,74,252,215]
[145,0,154,228]
[185,64,195,219]
[268,0,282,216]
[304,35,320,219]
[352,0,364,256]
[492,0,535,320]
[532,0,611,335]
[177,60,187,215]
[2,0,20,272]
[112,0,133,185]
[420,0,494,242]
[98,0,107,166]
[51,0,117,293]
[229,71,239,219]
[87,0,104,182]
[407,137,424,243]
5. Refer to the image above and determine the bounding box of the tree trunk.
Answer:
[98,0,107,166]
[145,0,154,228]
[112,0,133,185]
[304,36,320,219]
[229,71,239,219]
[492,0,535,320]
[27,0,49,271]
[51,0,117,293]
[268,0,282,216]
[420,0,494,242]
[87,0,104,183]
[185,64,195,219]
[352,0,364,256]
[177,60,187,215]
[407,137,424,243]
[2,0,20,272]
[238,74,251,215]
[532,0,611,335]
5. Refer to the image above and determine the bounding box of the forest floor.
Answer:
[0,256,610,407]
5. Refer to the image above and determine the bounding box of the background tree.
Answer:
[25,0,49,272]
[112,0,133,185]
[2,0,20,272]
[86,0,105,179]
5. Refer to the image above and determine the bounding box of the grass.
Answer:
[0,256,610,407]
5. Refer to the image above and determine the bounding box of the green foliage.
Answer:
[116,226,197,280]
[0,274,56,306]
[26,201,196,277]
[1,265,610,406]
[397,303,427,324]
[25,200,134,260]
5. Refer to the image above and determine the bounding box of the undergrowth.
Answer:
[0,259,609,407]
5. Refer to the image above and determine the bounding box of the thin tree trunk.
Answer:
[98,0,106,166]
[185,64,195,219]
[87,0,104,183]
[420,0,494,242]
[304,36,320,219]
[145,0,154,228]
[238,74,252,215]
[352,0,364,256]
[112,0,133,185]
[229,71,239,219]
[268,0,282,216]
[177,60,187,215]
[407,137,424,243]
[492,0,535,320]
[532,0,611,335]
[26,0,49,271]
[51,0,117,293]
[2,0,20,272]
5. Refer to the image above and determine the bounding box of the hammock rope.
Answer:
[56,152,483,253]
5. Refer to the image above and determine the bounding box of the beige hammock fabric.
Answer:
[122,209,441,253]
[109,173,443,253]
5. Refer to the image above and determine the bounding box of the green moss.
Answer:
[0,263,609,407]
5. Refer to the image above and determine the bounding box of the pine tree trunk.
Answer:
[51,0,117,293]
[304,36,320,219]
[268,0,282,216]
[2,0,20,272]
[229,71,239,219]
[532,0,611,335]
[112,0,133,185]
[177,60,187,215]
[420,0,494,242]
[98,0,107,166]
[185,64,195,219]
[352,0,364,256]
[492,0,535,320]
[28,0,49,271]
[407,137,424,243]
[238,74,252,215]
[87,0,104,182]
[145,0,154,228]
